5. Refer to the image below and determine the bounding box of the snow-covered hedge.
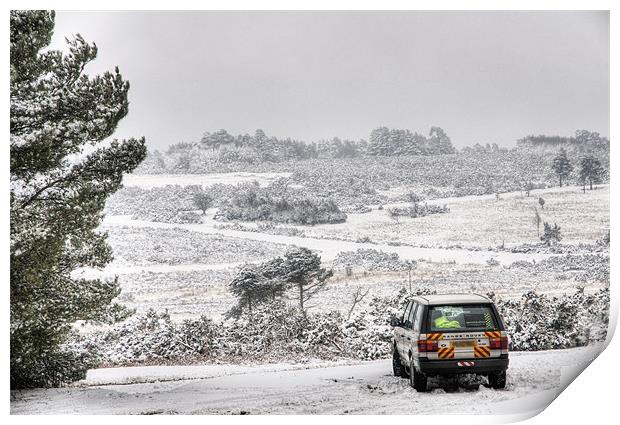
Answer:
[76,287,609,367]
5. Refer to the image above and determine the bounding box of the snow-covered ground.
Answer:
[102,214,556,266]
[122,172,291,188]
[300,185,609,249]
[10,344,604,416]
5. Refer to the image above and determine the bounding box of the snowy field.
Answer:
[10,344,604,416]
[93,219,592,320]
[292,185,610,249]
[85,182,609,320]
[122,172,291,188]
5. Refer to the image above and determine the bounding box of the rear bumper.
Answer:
[418,356,509,376]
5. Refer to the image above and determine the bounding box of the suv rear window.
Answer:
[427,304,497,331]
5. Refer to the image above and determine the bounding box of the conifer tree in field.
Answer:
[579,155,603,191]
[551,148,573,187]
[229,265,262,314]
[10,11,146,388]
[538,197,545,210]
[259,257,287,301]
[541,222,562,246]
[281,247,333,315]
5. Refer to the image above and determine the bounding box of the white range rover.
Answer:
[390,294,509,392]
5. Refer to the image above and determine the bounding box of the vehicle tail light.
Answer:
[417,339,438,352]
[489,336,509,350]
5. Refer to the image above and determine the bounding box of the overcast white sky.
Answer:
[51,11,609,150]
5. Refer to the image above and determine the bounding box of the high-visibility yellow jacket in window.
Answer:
[434,316,461,329]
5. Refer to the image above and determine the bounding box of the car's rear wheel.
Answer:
[409,358,428,392]
[488,371,507,389]
[392,344,407,377]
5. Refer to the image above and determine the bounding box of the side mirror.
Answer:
[390,316,402,327]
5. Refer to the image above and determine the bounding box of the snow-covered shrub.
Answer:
[305,311,347,354]
[341,204,372,214]
[215,181,347,225]
[508,255,609,284]
[332,249,409,273]
[341,311,392,360]
[83,310,223,365]
[169,211,203,224]
[105,185,199,221]
[494,288,609,351]
[221,302,308,358]
[507,242,608,254]
[387,202,450,219]
[78,286,609,367]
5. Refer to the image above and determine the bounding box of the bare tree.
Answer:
[404,259,417,292]
[346,287,370,320]
[525,181,535,197]
[533,207,542,237]
[388,208,401,224]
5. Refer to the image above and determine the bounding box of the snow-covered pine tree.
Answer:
[429,126,455,154]
[579,155,603,191]
[540,222,562,246]
[281,247,333,315]
[368,126,390,156]
[229,265,263,315]
[10,11,146,388]
[551,148,573,187]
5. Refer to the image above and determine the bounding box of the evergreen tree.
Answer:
[281,247,333,315]
[541,222,562,246]
[229,265,262,314]
[10,11,146,388]
[192,189,213,215]
[259,257,287,301]
[429,126,455,154]
[368,127,390,155]
[579,155,603,190]
[200,129,234,150]
[551,148,573,187]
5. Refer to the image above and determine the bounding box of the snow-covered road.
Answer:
[10,344,604,417]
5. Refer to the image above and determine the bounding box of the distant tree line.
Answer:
[518,130,609,150]
[169,126,456,163]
